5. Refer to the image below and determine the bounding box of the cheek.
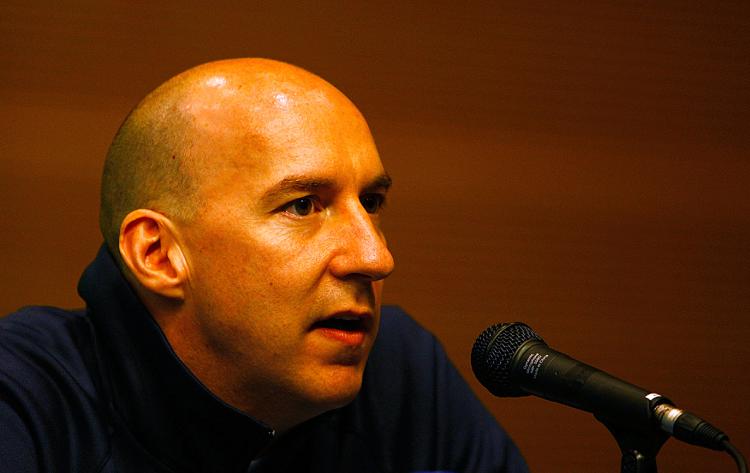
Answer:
[251,229,334,287]
[183,207,338,299]
[189,228,330,308]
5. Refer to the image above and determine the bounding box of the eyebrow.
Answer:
[365,173,393,192]
[260,172,392,204]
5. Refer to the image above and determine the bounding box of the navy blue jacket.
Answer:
[0,246,528,472]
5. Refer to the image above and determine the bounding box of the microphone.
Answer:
[471,322,729,451]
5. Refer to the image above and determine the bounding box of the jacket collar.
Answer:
[78,245,275,473]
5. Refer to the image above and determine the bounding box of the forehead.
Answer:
[184,78,384,199]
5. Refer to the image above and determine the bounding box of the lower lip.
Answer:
[314,327,367,346]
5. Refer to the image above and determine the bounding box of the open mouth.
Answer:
[313,315,367,333]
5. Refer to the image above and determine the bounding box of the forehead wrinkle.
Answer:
[261,171,391,207]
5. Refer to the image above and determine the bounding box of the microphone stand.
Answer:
[597,415,670,473]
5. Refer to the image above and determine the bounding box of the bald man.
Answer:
[0,59,528,473]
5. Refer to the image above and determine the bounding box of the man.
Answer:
[0,59,528,472]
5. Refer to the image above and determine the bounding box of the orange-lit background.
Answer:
[1,3,748,471]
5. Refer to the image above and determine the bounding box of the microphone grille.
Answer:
[471,322,544,397]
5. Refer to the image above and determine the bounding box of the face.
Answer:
[175,76,394,430]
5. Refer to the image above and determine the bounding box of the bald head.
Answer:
[99,59,392,429]
[100,58,366,261]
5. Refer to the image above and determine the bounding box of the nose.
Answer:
[328,203,395,282]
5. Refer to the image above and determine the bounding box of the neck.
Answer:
[146,298,320,433]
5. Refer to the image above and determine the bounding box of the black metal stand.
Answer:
[597,415,670,473]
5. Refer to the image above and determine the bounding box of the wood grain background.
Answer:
[2,2,748,471]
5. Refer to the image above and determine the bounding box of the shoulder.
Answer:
[2,305,91,344]
[2,305,90,340]
[367,306,450,399]
[370,305,468,393]
[0,306,111,472]
[0,306,101,398]
[375,305,439,355]
[355,305,529,473]
[365,305,469,408]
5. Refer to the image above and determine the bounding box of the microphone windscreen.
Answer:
[471,322,544,397]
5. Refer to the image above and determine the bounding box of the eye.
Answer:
[283,197,317,217]
[360,193,386,214]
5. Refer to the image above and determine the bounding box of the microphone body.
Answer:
[509,339,657,425]
[471,322,728,450]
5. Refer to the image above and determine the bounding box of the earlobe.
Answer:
[119,209,188,300]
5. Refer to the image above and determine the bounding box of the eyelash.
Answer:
[281,196,321,217]
[279,193,386,217]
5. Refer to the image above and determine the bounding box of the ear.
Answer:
[118,209,188,300]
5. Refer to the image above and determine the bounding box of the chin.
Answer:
[307,367,365,412]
